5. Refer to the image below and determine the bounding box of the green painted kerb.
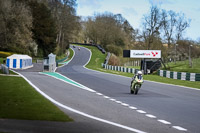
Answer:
[41,72,83,87]
[59,60,69,64]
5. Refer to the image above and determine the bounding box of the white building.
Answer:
[6,54,33,69]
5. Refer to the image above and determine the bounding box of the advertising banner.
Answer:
[130,50,161,58]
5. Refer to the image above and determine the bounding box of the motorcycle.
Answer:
[130,75,143,95]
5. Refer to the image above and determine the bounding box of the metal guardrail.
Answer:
[104,52,110,64]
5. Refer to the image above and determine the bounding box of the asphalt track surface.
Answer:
[56,46,200,133]
[2,46,199,133]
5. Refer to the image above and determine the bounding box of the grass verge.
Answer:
[58,48,74,67]
[75,44,200,89]
[0,75,72,121]
[74,44,107,70]
[0,58,4,64]
[162,58,200,73]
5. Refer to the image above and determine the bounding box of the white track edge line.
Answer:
[12,70,147,133]
[173,126,187,131]
[80,46,200,91]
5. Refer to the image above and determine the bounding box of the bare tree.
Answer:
[161,10,177,46]
[175,13,190,42]
[142,6,162,50]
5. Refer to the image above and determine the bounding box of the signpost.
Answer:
[130,50,161,58]
[123,50,164,75]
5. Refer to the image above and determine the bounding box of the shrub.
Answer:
[0,51,13,58]
[106,45,122,56]
[108,54,120,66]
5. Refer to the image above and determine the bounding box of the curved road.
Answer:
[56,46,200,133]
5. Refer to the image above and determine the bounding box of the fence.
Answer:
[157,70,200,81]
[104,52,110,64]
[102,64,139,74]
[124,60,141,67]
[1,64,9,74]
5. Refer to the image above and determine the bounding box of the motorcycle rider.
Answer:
[131,71,143,89]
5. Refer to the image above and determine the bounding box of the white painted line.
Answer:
[121,103,129,106]
[42,72,96,93]
[81,46,92,68]
[0,73,21,77]
[55,47,75,71]
[158,120,171,125]
[96,93,103,96]
[110,98,116,101]
[103,96,110,99]
[137,110,146,114]
[145,114,156,118]
[13,71,147,133]
[129,106,137,110]
[173,126,187,131]
[82,47,200,91]
[115,101,122,104]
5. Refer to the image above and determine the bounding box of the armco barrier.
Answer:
[102,64,138,74]
[158,70,200,81]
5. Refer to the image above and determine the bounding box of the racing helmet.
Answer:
[137,71,142,75]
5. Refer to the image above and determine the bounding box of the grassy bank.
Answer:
[74,44,107,70]
[58,48,74,67]
[0,75,72,121]
[0,58,4,64]
[75,44,200,89]
[163,58,200,73]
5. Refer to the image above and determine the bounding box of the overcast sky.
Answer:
[76,0,200,41]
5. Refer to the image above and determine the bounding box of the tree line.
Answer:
[0,1,199,61]
[0,0,79,57]
[78,6,200,64]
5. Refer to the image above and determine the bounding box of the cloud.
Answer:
[122,8,138,17]
[148,0,173,6]
[77,0,102,9]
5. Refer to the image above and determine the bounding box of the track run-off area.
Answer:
[18,46,200,133]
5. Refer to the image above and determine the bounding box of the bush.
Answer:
[106,45,122,56]
[108,54,120,66]
[0,51,13,58]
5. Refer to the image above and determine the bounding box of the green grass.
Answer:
[0,58,17,75]
[0,76,72,121]
[75,44,200,89]
[0,58,4,64]
[163,58,200,73]
[125,66,140,69]
[68,48,74,61]
[57,48,74,67]
[56,53,67,61]
[0,70,18,75]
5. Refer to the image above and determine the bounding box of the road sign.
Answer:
[130,50,161,58]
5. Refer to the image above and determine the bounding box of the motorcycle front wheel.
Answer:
[134,85,139,95]
[130,85,134,94]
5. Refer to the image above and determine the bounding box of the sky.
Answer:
[76,0,200,41]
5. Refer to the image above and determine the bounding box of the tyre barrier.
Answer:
[102,64,139,74]
[158,70,200,81]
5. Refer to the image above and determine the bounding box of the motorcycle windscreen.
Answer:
[138,75,142,80]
